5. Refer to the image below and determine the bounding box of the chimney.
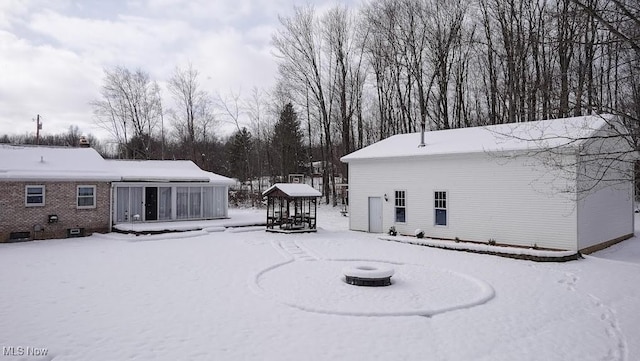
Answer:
[78,136,90,148]
[418,122,426,148]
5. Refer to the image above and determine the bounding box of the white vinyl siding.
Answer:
[576,130,635,250]
[25,185,45,206]
[347,153,578,250]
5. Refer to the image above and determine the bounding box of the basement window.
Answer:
[25,185,45,206]
[435,191,447,226]
[395,190,406,223]
[77,185,96,209]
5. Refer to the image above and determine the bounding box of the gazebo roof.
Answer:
[262,183,322,198]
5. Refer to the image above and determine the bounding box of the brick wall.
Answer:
[0,181,111,242]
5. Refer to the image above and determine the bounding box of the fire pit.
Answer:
[343,264,394,287]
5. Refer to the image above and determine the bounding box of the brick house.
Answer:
[0,145,233,242]
[0,145,116,241]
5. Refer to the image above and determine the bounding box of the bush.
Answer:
[488,238,497,246]
[388,226,397,236]
[414,229,424,239]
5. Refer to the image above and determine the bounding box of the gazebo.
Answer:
[263,183,322,233]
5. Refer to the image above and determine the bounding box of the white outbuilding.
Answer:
[341,115,635,253]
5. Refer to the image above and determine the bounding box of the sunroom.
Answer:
[113,183,229,223]
[109,160,234,225]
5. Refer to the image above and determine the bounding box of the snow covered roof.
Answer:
[263,183,322,197]
[107,160,234,184]
[0,144,233,184]
[0,145,118,181]
[341,115,614,162]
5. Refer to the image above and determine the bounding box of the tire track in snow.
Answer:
[250,239,494,318]
[273,239,319,261]
[247,239,318,298]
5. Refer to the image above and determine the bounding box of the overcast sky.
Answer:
[0,0,356,141]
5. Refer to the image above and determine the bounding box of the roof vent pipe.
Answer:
[418,122,426,148]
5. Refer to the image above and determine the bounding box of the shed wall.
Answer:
[576,131,635,250]
[347,153,578,250]
[577,184,633,250]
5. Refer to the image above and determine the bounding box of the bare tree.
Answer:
[268,0,639,197]
[362,0,405,139]
[245,87,274,192]
[92,66,162,159]
[323,5,368,180]
[490,115,635,199]
[273,5,339,205]
[167,64,216,165]
[425,0,470,129]
[217,89,256,194]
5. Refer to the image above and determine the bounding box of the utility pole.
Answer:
[160,99,165,160]
[35,114,42,145]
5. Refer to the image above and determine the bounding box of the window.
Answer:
[435,191,447,226]
[115,187,143,222]
[25,185,45,206]
[395,190,406,223]
[116,187,130,222]
[203,186,215,218]
[177,187,189,219]
[177,186,204,219]
[77,186,96,208]
[158,187,172,220]
[189,187,202,218]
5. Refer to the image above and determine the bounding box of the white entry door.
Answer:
[368,197,383,233]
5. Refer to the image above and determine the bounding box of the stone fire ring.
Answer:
[343,264,395,287]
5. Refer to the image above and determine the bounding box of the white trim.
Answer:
[109,183,114,233]
[77,185,97,209]
[25,185,45,207]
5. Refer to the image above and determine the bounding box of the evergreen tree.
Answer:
[272,103,304,179]
[226,127,253,183]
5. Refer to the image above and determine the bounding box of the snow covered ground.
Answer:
[0,206,639,361]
